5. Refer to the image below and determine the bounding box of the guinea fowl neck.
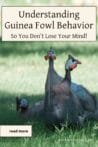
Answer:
[49,58,54,70]
[64,69,71,85]
[47,58,54,107]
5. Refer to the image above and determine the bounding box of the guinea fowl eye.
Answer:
[72,59,75,62]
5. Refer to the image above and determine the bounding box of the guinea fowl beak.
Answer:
[76,60,81,64]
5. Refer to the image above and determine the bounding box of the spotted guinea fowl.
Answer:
[44,55,83,128]
[44,49,96,113]
[16,97,44,119]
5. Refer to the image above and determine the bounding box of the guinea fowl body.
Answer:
[51,73,96,112]
[71,83,96,112]
[22,100,44,119]
[47,65,96,113]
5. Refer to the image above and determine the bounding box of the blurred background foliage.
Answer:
[0,0,73,5]
[0,0,98,6]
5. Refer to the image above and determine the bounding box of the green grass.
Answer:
[0,41,98,147]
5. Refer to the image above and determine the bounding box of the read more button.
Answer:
[9,129,28,133]
[0,125,32,137]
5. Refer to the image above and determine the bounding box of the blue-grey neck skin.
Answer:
[48,58,54,106]
[44,57,54,112]
[64,69,71,86]
[49,58,54,70]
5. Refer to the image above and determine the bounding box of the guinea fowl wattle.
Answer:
[44,55,83,128]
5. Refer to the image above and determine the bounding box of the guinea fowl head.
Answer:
[65,55,81,71]
[16,97,29,112]
[44,49,56,60]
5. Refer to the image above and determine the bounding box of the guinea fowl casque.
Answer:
[44,55,83,128]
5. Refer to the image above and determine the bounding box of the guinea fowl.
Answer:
[16,49,58,119]
[44,55,83,128]
[16,97,44,119]
[45,49,96,113]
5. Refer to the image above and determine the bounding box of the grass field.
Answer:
[0,41,98,147]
